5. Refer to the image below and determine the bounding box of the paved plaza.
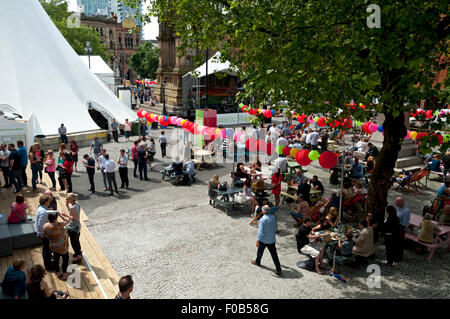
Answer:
[70,127,450,299]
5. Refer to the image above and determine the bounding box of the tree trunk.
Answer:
[366,111,407,227]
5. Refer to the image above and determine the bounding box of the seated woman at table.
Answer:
[438,205,450,226]
[271,168,283,207]
[208,175,219,205]
[312,216,333,232]
[352,219,376,260]
[8,194,28,224]
[418,213,441,244]
[289,194,310,227]
[250,155,262,172]
[243,178,258,215]
[327,207,339,226]
[234,163,249,181]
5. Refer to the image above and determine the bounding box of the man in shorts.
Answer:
[89,137,103,164]
[295,217,328,274]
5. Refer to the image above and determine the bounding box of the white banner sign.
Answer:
[217,113,251,126]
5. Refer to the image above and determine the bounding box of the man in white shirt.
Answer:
[159,131,167,158]
[269,124,279,141]
[276,134,289,148]
[98,149,109,191]
[273,155,287,174]
[305,129,313,149]
[104,154,119,196]
[251,125,259,140]
[258,123,266,142]
[0,143,11,188]
[124,119,132,142]
[309,130,320,150]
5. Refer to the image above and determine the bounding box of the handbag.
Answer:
[235,192,245,204]
[219,182,228,191]
[235,179,244,188]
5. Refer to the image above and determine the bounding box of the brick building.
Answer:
[80,13,140,82]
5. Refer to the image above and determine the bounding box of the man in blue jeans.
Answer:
[16,140,28,187]
[8,143,23,193]
[251,205,282,276]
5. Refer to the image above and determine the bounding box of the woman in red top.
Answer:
[131,140,139,178]
[62,152,74,193]
[8,194,28,224]
[271,168,283,206]
[69,140,79,172]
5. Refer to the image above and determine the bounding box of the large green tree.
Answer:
[40,0,111,62]
[126,0,448,224]
[129,41,159,79]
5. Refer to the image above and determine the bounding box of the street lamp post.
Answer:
[205,48,208,109]
[162,79,167,115]
[84,40,93,69]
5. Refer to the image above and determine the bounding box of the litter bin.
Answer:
[131,122,140,136]
[107,132,111,142]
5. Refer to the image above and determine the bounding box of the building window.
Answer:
[110,41,114,49]
[100,28,103,36]
[136,38,139,47]
[109,29,113,37]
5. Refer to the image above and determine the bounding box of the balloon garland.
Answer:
[136,108,341,169]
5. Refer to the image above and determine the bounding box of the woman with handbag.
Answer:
[61,193,82,263]
[56,153,65,191]
[44,150,56,191]
[8,194,28,224]
[43,212,70,280]
[34,143,45,184]
[28,144,42,192]
[69,140,79,173]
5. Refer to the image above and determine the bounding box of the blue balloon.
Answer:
[377,125,383,132]
[226,128,234,137]
[271,110,275,115]
[164,116,169,122]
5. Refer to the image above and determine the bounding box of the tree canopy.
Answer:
[125,0,448,222]
[40,0,111,62]
[129,41,159,79]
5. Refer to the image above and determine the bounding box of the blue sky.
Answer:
[67,0,158,40]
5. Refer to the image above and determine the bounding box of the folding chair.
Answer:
[412,169,429,190]
[393,171,416,192]
[335,130,347,145]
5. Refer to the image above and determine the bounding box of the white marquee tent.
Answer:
[79,55,115,91]
[0,0,137,137]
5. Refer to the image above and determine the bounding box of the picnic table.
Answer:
[193,149,215,168]
[210,187,246,215]
[287,161,308,173]
[405,213,450,261]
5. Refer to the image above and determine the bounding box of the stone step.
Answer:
[394,165,424,174]
[395,156,423,169]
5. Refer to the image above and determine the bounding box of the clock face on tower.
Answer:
[122,18,136,30]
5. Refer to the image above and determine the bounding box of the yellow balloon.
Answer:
[180,119,186,125]
[216,128,221,135]
[409,131,417,139]
[290,148,299,158]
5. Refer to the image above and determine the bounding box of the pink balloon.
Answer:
[233,131,241,142]
[171,117,178,125]
[307,115,315,124]
[220,129,227,138]
[201,126,208,135]
[404,130,410,139]
[176,118,183,126]
[369,123,378,133]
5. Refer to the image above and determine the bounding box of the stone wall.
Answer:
[35,130,108,152]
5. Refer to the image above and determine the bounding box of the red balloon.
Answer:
[296,149,312,166]
[137,109,143,117]
[319,151,338,169]
[317,117,326,127]
[297,114,306,123]
[144,113,151,121]
[426,110,433,119]
[264,109,272,118]
[282,146,291,156]
[362,122,371,134]
[245,137,259,152]
[249,109,257,116]
[160,120,167,127]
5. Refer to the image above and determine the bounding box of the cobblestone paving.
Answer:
[77,127,450,299]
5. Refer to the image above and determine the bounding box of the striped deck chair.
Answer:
[335,130,346,145]
[394,171,417,192]
[412,169,429,190]
[308,197,329,223]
